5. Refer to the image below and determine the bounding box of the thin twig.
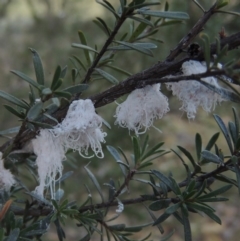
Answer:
[90,68,228,108]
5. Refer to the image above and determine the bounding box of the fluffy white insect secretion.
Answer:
[0,152,15,191]
[32,129,66,198]
[32,99,107,198]
[114,84,169,135]
[116,200,124,213]
[166,60,224,119]
[52,99,107,158]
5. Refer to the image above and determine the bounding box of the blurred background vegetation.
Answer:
[1,0,240,240]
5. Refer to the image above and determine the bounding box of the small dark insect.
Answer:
[187,43,201,57]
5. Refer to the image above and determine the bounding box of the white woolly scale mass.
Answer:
[32,99,107,198]
[114,84,169,135]
[116,200,124,213]
[32,129,66,198]
[52,99,107,158]
[166,60,224,119]
[0,152,15,191]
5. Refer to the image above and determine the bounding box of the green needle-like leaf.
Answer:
[201,150,223,164]
[149,199,171,211]
[205,132,220,151]
[165,202,181,214]
[181,207,192,241]
[132,136,141,165]
[108,42,157,51]
[232,107,239,138]
[177,146,197,168]
[4,105,25,119]
[51,66,62,91]
[41,88,52,96]
[105,64,132,76]
[215,174,237,186]
[200,81,240,103]
[28,121,53,129]
[153,212,171,226]
[72,56,87,71]
[214,114,233,154]
[29,48,45,85]
[128,16,154,28]
[216,0,229,9]
[129,16,152,42]
[11,70,42,90]
[0,90,29,109]
[63,84,88,94]
[107,145,127,176]
[144,204,164,233]
[171,149,193,178]
[152,170,179,195]
[55,171,74,185]
[195,133,202,161]
[141,142,164,161]
[128,1,160,11]
[96,0,120,19]
[197,197,228,202]
[108,224,126,231]
[232,156,240,194]
[84,165,104,202]
[229,121,238,146]
[54,91,72,99]
[78,31,92,66]
[137,10,189,20]
[60,65,68,79]
[199,184,232,199]
[93,17,111,36]
[201,34,210,69]
[72,43,99,54]
[0,126,20,137]
[27,101,43,120]
[203,210,222,224]
[110,41,154,56]
[94,68,119,84]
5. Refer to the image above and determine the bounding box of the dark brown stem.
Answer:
[90,68,228,108]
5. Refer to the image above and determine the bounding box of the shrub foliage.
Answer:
[1,0,240,240]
